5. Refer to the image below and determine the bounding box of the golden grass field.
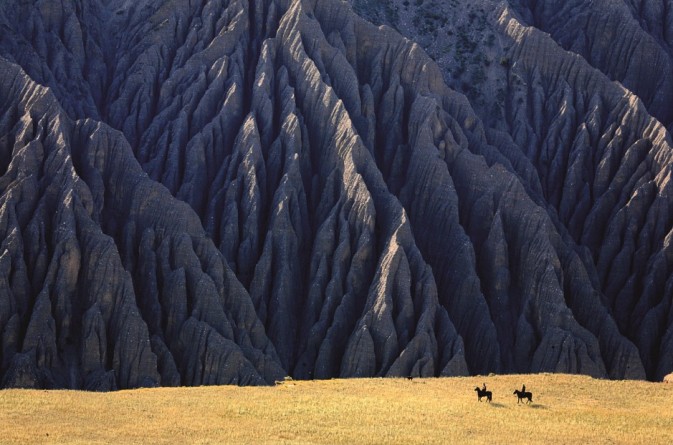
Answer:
[1,373,672,444]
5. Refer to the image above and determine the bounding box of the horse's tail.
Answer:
[487,392,492,402]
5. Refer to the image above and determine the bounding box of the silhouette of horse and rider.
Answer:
[513,383,533,404]
[474,382,492,402]
[473,383,533,404]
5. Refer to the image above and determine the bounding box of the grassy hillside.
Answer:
[1,374,671,444]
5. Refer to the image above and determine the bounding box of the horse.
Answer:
[474,387,492,402]
[513,389,533,404]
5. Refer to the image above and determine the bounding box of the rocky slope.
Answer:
[0,0,670,388]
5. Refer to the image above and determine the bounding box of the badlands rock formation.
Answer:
[0,0,670,388]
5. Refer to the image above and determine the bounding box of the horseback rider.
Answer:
[482,382,487,392]
[521,384,526,393]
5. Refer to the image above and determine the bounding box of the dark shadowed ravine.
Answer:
[0,0,671,390]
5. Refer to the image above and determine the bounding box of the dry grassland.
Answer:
[1,373,672,444]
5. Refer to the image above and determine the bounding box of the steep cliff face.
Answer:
[508,0,673,127]
[355,0,673,381]
[0,60,285,389]
[0,0,670,388]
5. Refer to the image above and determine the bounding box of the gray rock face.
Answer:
[0,60,285,388]
[0,0,670,388]
[353,0,673,381]
[508,0,673,126]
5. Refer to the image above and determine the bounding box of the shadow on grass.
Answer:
[489,402,506,408]
[511,402,547,409]
[528,404,547,409]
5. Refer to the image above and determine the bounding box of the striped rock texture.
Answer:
[0,0,670,388]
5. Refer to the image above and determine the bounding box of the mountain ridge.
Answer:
[0,0,670,389]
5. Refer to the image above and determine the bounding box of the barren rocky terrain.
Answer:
[0,0,671,389]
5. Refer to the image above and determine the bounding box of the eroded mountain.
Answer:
[0,0,670,389]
